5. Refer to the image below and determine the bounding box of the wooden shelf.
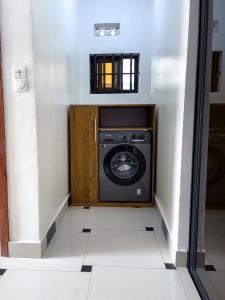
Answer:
[99,127,153,131]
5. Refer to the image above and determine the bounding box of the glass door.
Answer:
[188,0,225,299]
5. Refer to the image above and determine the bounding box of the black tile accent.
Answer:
[165,263,176,270]
[83,207,90,209]
[145,227,154,231]
[0,269,7,276]
[68,195,72,206]
[134,206,140,208]
[81,265,92,272]
[47,222,56,246]
[161,218,168,242]
[83,228,91,233]
[205,265,216,271]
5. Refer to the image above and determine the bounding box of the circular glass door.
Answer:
[104,144,146,186]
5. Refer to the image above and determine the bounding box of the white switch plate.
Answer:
[14,65,27,79]
[15,79,28,92]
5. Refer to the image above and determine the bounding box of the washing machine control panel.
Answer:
[99,131,151,145]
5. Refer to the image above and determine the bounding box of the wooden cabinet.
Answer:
[70,104,157,207]
[70,106,99,205]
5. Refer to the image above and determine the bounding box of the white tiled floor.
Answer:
[0,206,199,299]
[84,207,145,230]
[57,207,89,232]
[83,229,165,268]
[43,231,89,271]
[208,271,225,300]
[0,269,91,300]
[140,207,161,227]
[205,233,225,271]
[88,267,189,300]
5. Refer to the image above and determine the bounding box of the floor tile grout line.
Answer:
[85,267,94,300]
[205,253,214,266]
[154,227,173,263]
[84,228,160,232]
[0,264,172,273]
[139,208,161,230]
[83,206,91,229]
[176,268,195,300]
[56,228,162,234]
[81,230,92,268]
[139,208,148,229]
[153,228,168,265]
[84,264,168,271]
[0,267,83,273]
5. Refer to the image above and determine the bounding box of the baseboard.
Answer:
[155,195,188,267]
[175,251,188,267]
[196,251,206,268]
[9,194,70,259]
[40,194,70,257]
[9,241,42,258]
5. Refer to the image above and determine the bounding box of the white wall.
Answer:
[1,0,40,242]
[210,0,225,103]
[1,0,78,246]
[151,0,199,262]
[32,0,78,239]
[74,0,152,105]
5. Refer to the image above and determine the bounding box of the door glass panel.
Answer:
[192,0,225,297]
[110,151,139,179]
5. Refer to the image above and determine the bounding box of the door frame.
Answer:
[187,0,213,298]
[0,37,9,257]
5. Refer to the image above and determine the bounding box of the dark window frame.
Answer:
[90,53,140,94]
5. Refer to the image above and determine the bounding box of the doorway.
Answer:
[188,0,225,299]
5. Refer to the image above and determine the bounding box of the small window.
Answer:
[211,51,223,93]
[90,53,139,94]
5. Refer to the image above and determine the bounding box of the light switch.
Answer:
[15,79,28,92]
[14,65,27,79]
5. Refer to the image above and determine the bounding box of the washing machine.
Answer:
[206,129,225,207]
[99,130,151,202]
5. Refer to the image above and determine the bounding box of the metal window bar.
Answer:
[94,55,97,91]
[130,54,133,91]
[112,55,115,89]
[103,54,106,90]
[120,53,123,91]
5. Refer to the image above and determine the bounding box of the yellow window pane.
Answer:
[105,62,112,74]
[102,63,113,88]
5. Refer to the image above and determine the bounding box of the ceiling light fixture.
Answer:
[94,23,120,37]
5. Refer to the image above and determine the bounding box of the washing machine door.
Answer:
[104,144,146,186]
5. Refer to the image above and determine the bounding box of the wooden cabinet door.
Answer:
[70,106,99,205]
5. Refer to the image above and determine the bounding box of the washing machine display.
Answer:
[99,131,151,202]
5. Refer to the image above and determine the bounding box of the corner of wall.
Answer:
[1,0,40,243]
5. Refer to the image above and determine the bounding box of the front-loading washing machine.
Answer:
[99,130,151,202]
